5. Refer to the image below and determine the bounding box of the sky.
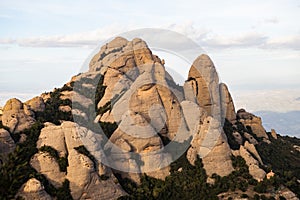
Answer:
[0,0,299,135]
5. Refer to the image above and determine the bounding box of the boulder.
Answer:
[277,188,299,200]
[106,112,171,183]
[88,37,168,119]
[80,173,126,200]
[59,105,71,112]
[243,132,258,145]
[271,129,278,139]
[0,128,16,162]
[40,93,51,102]
[2,98,35,133]
[30,152,66,188]
[239,145,266,181]
[232,131,243,145]
[66,149,94,199]
[237,109,268,139]
[37,123,68,157]
[16,178,52,200]
[25,96,45,112]
[244,141,263,165]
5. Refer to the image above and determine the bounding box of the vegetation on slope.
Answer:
[0,122,72,200]
[224,119,300,198]
[116,151,285,200]
[36,85,73,125]
[256,133,300,197]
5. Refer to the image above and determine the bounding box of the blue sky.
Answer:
[0,0,300,134]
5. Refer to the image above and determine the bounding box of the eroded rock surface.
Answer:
[16,178,52,200]
[106,112,171,183]
[2,98,35,133]
[32,121,125,199]
[185,54,234,177]
[30,152,66,188]
[0,128,15,163]
[234,145,266,181]
[25,96,45,112]
[237,109,269,139]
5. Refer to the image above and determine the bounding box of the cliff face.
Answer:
[0,37,299,200]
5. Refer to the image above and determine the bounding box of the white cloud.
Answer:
[0,23,300,51]
[0,24,133,48]
[201,32,268,49]
[265,35,300,50]
[264,17,279,24]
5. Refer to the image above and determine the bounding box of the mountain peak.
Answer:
[1,37,299,200]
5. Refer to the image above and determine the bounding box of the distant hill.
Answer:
[255,111,300,138]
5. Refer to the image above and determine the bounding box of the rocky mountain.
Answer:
[0,37,299,200]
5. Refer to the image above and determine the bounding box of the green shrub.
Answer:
[36,89,73,124]
[254,181,267,193]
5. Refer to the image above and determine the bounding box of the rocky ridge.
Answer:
[0,37,299,200]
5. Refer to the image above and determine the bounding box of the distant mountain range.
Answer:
[255,111,300,138]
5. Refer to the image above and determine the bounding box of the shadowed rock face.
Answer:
[220,83,236,123]
[0,128,15,163]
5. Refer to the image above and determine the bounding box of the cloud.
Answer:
[0,25,132,48]
[264,17,279,24]
[167,23,299,50]
[232,89,300,113]
[0,23,300,51]
[201,33,268,49]
[168,24,300,50]
[264,35,300,50]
